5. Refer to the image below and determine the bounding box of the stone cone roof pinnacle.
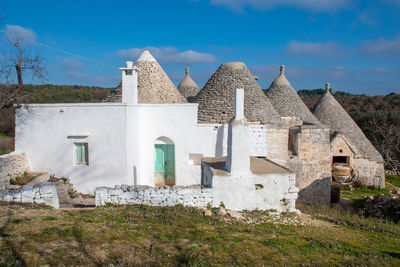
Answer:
[265,65,321,125]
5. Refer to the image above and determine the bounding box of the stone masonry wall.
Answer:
[0,152,30,190]
[266,126,289,164]
[96,185,213,207]
[0,183,59,208]
[353,159,385,187]
[289,126,332,204]
[331,136,385,187]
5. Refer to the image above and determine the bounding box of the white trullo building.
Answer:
[14,50,385,210]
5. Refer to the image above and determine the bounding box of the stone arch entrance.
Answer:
[154,137,175,187]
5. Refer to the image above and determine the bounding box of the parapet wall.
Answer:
[0,183,59,208]
[96,185,213,207]
[0,152,30,190]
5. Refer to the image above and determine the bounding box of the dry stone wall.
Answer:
[331,135,385,187]
[266,126,289,163]
[289,125,332,204]
[96,185,213,207]
[0,183,59,208]
[353,159,385,187]
[0,152,30,190]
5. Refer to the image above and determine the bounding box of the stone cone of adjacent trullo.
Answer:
[103,50,187,104]
[177,67,200,100]
[191,62,280,124]
[265,65,321,125]
[312,84,383,162]
[134,50,187,104]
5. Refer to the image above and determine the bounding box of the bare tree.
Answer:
[0,34,47,86]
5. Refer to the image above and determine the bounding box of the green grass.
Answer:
[386,175,400,188]
[0,203,399,266]
[341,185,391,201]
[9,172,38,186]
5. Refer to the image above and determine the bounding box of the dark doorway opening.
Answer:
[332,156,349,164]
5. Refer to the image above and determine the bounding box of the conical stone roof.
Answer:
[191,62,280,124]
[103,50,187,104]
[134,50,187,104]
[312,84,383,162]
[177,68,200,100]
[265,65,320,125]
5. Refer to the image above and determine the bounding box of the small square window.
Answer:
[74,143,89,165]
[189,153,203,165]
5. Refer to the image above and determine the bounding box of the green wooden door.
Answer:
[154,144,175,186]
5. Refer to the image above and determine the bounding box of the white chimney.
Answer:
[226,89,250,174]
[120,61,139,104]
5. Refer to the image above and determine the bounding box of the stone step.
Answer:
[26,172,50,186]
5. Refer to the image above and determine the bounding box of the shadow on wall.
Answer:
[296,177,331,205]
[215,126,225,157]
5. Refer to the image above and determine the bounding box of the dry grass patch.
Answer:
[0,135,13,155]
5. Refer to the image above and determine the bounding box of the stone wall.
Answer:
[0,152,30,190]
[95,185,213,207]
[266,125,289,164]
[331,135,385,187]
[353,159,385,187]
[0,183,59,208]
[289,125,332,204]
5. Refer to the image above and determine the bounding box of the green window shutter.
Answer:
[76,144,82,163]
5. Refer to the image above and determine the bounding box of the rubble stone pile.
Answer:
[363,191,400,222]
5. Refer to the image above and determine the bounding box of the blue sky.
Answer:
[1,0,400,95]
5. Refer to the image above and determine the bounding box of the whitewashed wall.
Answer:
[16,103,279,193]
[16,104,129,193]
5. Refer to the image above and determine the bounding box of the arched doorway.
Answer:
[154,137,175,187]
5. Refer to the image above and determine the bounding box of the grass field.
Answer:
[387,175,400,188]
[0,201,399,266]
[1,176,399,265]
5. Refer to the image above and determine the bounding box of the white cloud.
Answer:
[361,67,400,75]
[117,47,217,65]
[210,0,351,12]
[287,41,343,56]
[359,36,400,55]
[5,25,36,42]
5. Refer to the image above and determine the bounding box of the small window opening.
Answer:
[74,143,89,165]
[339,149,343,153]
[332,156,349,165]
[189,154,203,165]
